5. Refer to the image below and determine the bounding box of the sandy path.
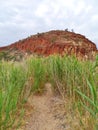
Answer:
[21,83,67,130]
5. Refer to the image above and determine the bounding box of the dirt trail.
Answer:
[21,83,68,130]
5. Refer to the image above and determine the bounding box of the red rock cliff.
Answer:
[0,30,97,59]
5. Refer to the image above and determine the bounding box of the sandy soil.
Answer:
[19,83,69,130]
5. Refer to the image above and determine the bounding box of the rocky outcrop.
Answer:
[0,30,97,60]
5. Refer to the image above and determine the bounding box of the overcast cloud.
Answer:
[0,0,98,48]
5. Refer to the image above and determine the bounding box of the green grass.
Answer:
[43,55,98,129]
[27,56,47,93]
[0,61,28,129]
[0,55,98,129]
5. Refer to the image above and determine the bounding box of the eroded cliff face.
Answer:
[0,30,97,60]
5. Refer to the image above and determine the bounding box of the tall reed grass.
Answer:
[27,57,47,93]
[0,61,28,129]
[0,55,98,129]
[44,55,98,129]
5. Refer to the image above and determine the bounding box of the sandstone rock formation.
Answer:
[0,30,97,60]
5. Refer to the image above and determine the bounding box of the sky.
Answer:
[0,0,98,48]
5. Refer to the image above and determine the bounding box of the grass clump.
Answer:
[45,55,98,129]
[27,56,47,93]
[0,61,28,129]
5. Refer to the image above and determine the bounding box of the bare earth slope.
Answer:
[20,83,67,130]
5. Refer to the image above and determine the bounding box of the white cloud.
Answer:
[0,0,98,48]
[92,14,98,22]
